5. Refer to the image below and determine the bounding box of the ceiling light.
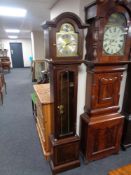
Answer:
[8,36,18,39]
[0,6,27,17]
[5,29,20,33]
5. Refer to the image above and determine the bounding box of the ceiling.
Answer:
[0,0,58,39]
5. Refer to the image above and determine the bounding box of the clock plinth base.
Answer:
[80,113,124,162]
[50,135,80,175]
[50,159,80,175]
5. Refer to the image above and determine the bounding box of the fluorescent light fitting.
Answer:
[8,36,18,39]
[0,6,27,17]
[5,29,20,33]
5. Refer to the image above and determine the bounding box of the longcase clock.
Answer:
[121,1,131,150]
[80,0,131,162]
[42,12,86,174]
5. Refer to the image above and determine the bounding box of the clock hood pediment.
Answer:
[42,12,88,30]
[42,12,87,61]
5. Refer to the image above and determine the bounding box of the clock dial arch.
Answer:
[103,13,127,56]
[56,23,78,57]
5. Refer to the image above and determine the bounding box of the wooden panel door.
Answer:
[10,43,24,68]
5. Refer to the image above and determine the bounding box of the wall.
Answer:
[31,31,45,60]
[0,39,32,67]
[50,0,80,20]
[80,0,94,21]
[50,0,94,21]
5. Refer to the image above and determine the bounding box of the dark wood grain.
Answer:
[42,12,86,174]
[80,0,131,162]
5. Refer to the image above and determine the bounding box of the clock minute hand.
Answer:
[65,42,71,46]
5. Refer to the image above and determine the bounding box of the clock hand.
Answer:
[65,42,71,46]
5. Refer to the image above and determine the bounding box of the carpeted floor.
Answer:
[0,68,131,175]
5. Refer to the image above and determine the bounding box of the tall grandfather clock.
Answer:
[80,0,131,162]
[121,1,131,150]
[42,12,86,174]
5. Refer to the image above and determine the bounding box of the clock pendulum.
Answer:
[42,12,87,174]
[80,0,131,162]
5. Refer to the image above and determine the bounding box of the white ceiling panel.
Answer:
[0,0,58,39]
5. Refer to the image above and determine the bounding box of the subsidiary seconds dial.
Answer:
[103,26,125,55]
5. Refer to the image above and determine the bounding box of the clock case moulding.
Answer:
[42,12,87,174]
[80,0,131,163]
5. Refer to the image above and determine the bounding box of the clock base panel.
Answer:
[50,135,80,174]
[80,113,124,162]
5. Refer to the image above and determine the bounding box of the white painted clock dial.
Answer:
[103,26,125,55]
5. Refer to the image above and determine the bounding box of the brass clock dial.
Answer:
[56,23,78,57]
[103,26,125,55]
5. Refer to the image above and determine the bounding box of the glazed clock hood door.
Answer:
[56,23,78,57]
[103,13,126,56]
[56,69,76,138]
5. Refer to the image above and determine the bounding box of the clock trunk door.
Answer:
[54,67,78,139]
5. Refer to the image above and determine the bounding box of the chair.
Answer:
[0,74,7,104]
[1,57,11,72]
[0,75,3,104]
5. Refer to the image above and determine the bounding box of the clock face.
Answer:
[56,23,78,57]
[103,26,125,55]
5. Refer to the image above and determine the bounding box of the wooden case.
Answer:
[120,1,131,150]
[33,84,53,159]
[50,135,80,174]
[42,12,86,174]
[80,0,131,162]
[81,113,124,162]
[121,64,131,149]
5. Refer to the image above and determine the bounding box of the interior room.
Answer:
[0,0,131,175]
